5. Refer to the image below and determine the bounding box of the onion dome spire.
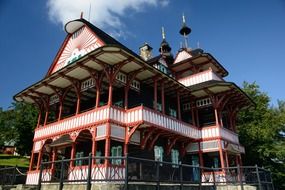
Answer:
[159,27,171,53]
[179,13,191,48]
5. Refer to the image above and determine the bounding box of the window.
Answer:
[111,146,122,165]
[154,146,164,162]
[169,108,177,117]
[171,149,179,168]
[75,152,84,166]
[96,151,102,164]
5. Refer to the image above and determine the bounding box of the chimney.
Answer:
[139,43,153,61]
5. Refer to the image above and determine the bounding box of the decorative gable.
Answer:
[49,25,105,74]
[173,50,192,64]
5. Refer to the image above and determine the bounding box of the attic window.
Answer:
[72,27,84,39]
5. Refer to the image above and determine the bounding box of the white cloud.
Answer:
[47,0,169,38]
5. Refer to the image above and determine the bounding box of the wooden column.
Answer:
[214,108,220,127]
[58,98,63,121]
[107,84,113,106]
[225,151,229,167]
[198,142,204,168]
[36,111,42,128]
[51,148,57,171]
[76,93,81,115]
[124,86,129,109]
[70,143,76,167]
[91,127,97,165]
[195,108,200,127]
[95,85,101,108]
[124,127,129,156]
[191,106,196,126]
[105,123,111,166]
[153,79,158,110]
[36,150,43,170]
[43,106,49,126]
[29,151,35,171]
[161,82,165,114]
[177,91,181,120]
[218,140,225,169]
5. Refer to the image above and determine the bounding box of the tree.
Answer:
[0,102,37,155]
[237,82,285,189]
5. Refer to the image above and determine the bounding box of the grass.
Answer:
[0,154,29,168]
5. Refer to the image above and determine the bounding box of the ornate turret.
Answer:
[179,14,191,48]
[159,27,173,64]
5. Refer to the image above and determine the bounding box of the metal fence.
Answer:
[0,166,27,185]
[36,155,274,190]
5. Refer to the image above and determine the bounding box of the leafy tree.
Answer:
[0,102,37,155]
[237,82,285,190]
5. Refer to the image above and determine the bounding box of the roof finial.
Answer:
[179,13,191,49]
[80,12,84,19]
[162,27,166,40]
[182,13,186,23]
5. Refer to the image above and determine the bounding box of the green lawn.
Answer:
[0,154,29,168]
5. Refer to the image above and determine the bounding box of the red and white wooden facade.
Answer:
[14,18,252,185]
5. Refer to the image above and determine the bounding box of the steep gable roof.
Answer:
[46,19,133,77]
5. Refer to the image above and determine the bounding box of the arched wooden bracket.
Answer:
[125,123,142,144]
[165,137,178,155]
[147,133,161,151]
[140,128,155,149]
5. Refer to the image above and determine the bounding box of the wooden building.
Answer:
[14,16,253,185]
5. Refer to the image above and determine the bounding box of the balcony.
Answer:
[202,126,239,144]
[178,69,223,87]
[34,105,201,141]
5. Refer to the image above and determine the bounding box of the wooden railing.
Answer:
[34,105,238,144]
[178,69,223,87]
[202,126,239,144]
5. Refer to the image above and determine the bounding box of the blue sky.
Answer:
[0,0,285,109]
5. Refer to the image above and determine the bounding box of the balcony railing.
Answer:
[202,126,239,144]
[34,105,201,141]
[34,106,239,146]
[178,69,223,87]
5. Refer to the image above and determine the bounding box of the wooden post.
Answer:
[43,107,49,126]
[58,99,63,121]
[177,91,181,120]
[70,143,76,167]
[191,106,196,126]
[225,151,229,167]
[108,84,113,106]
[218,140,225,169]
[29,151,35,171]
[36,150,43,170]
[154,79,157,110]
[76,93,81,114]
[161,82,165,114]
[37,111,42,128]
[198,142,204,168]
[214,108,220,127]
[105,123,111,166]
[95,83,101,108]
[124,86,129,109]
[51,148,56,171]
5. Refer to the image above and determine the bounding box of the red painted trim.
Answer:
[46,35,71,76]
